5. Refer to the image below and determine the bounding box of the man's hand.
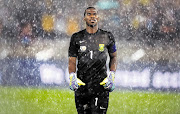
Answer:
[69,72,86,91]
[100,71,115,92]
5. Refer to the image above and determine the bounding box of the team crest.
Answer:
[99,44,104,52]
[80,46,86,52]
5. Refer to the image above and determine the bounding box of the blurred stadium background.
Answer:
[0,0,180,113]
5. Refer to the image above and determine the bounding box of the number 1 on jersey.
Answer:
[90,50,93,59]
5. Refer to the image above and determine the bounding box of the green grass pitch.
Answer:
[0,86,180,114]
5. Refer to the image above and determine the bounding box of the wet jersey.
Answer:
[69,29,116,93]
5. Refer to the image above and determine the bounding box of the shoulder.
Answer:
[99,29,113,36]
[70,30,86,42]
[99,29,114,40]
[72,29,86,37]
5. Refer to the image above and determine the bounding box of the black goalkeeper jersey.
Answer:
[69,29,116,93]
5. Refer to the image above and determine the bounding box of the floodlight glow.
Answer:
[39,64,64,85]
[35,48,54,61]
[131,49,145,61]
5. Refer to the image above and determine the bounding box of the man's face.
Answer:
[21,23,32,36]
[84,8,99,27]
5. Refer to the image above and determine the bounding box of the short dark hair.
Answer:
[84,7,97,17]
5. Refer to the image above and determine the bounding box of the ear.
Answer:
[83,17,87,22]
[97,17,100,22]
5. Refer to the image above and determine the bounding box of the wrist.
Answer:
[69,72,75,75]
[109,71,115,80]
[110,71,115,74]
[69,72,76,78]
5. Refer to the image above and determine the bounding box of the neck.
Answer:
[86,24,98,34]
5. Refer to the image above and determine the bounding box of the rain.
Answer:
[0,0,180,113]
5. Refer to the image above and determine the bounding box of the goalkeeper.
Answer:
[68,7,117,114]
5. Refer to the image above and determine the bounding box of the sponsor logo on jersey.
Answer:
[79,40,85,43]
[80,46,86,52]
[100,106,106,109]
[99,44,104,52]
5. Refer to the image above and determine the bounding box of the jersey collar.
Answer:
[85,29,100,35]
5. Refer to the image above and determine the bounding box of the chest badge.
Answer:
[99,44,104,52]
[80,46,86,52]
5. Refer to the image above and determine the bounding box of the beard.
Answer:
[86,22,97,28]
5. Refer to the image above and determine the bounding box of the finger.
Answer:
[100,81,106,85]
[100,78,108,85]
[77,78,86,86]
